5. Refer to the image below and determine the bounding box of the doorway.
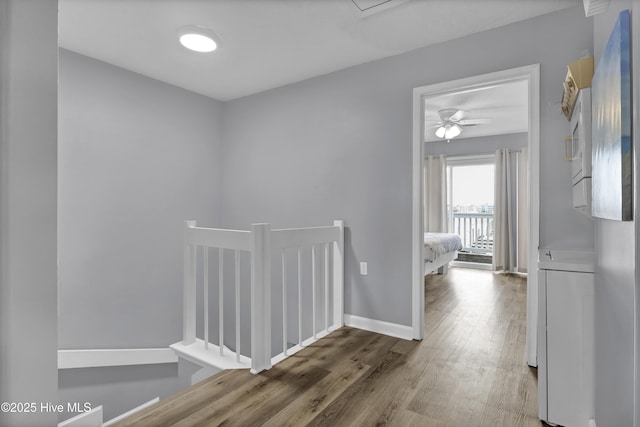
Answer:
[412,65,540,367]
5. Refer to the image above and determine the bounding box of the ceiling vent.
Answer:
[583,0,609,17]
[351,0,410,16]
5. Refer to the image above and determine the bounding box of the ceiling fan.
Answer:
[429,108,491,141]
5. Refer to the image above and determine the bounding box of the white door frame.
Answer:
[411,64,540,366]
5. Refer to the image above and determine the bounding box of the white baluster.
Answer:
[282,249,287,356]
[203,247,209,350]
[219,249,224,356]
[475,217,479,248]
[463,218,467,249]
[333,220,344,328]
[235,249,241,363]
[324,242,329,332]
[482,218,486,248]
[183,221,197,345]
[312,245,317,339]
[297,248,302,346]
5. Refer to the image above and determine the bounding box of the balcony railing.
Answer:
[452,212,494,255]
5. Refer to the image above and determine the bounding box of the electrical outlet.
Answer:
[360,262,368,276]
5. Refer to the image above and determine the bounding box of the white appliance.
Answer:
[568,89,592,215]
[538,249,594,427]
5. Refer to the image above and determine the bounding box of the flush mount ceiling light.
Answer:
[178,25,220,53]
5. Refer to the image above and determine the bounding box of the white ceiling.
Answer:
[58,0,580,102]
[424,79,530,142]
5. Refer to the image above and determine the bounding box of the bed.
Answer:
[423,232,463,275]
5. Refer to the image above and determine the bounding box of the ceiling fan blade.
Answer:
[458,118,491,125]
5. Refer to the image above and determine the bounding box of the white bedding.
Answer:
[424,232,463,262]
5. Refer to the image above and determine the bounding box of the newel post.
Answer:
[333,220,345,327]
[183,220,197,345]
[250,223,272,373]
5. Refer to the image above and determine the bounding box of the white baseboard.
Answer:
[58,405,103,427]
[450,261,493,270]
[344,314,413,340]
[58,348,178,369]
[103,397,159,426]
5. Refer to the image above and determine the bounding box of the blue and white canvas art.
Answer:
[591,9,632,221]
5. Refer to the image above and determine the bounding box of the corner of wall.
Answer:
[0,1,59,426]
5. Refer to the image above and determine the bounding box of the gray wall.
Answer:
[592,2,637,426]
[0,1,59,426]
[58,364,178,423]
[58,49,224,349]
[221,6,594,327]
[57,49,224,419]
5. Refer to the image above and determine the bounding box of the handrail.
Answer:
[184,226,251,251]
[271,225,341,249]
[452,212,493,218]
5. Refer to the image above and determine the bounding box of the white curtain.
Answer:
[424,155,447,233]
[493,148,528,272]
[517,148,529,273]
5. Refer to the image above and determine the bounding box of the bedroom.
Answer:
[2,1,638,426]
[418,73,532,348]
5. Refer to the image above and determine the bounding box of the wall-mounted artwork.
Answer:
[591,9,632,221]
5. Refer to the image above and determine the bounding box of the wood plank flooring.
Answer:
[114,268,541,426]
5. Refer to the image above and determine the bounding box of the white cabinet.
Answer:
[538,250,594,427]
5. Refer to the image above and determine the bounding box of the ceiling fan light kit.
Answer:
[436,123,462,140]
[431,108,488,141]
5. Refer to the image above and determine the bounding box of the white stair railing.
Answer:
[172,220,344,374]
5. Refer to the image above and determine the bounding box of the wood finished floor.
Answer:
[115,268,541,427]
